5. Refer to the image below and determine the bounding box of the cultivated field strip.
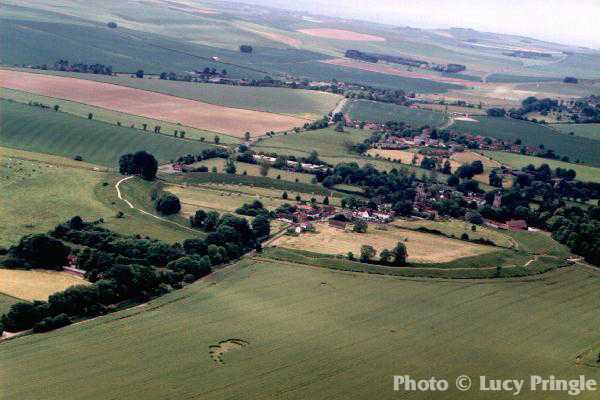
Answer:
[0,70,308,137]
[2,260,599,399]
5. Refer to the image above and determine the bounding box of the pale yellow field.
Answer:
[165,184,293,217]
[367,148,462,172]
[0,269,88,301]
[450,150,501,169]
[272,223,493,263]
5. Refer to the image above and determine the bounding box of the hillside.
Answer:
[1,259,598,399]
[452,116,600,167]
[0,99,214,166]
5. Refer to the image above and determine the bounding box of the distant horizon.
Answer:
[227,0,600,50]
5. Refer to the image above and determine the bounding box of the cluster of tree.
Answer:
[176,148,229,165]
[547,205,600,265]
[517,96,560,116]
[0,208,281,335]
[240,45,253,53]
[1,216,250,334]
[454,160,484,179]
[158,68,228,82]
[188,209,270,242]
[344,50,381,63]
[344,88,407,105]
[119,151,158,180]
[320,162,417,207]
[235,200,271,218]
[568,97,600,123]
[155,192,181,215]
[52,60,113,75]
[353,242,408,266]
[486,108,506,117]
[304,116,329,130]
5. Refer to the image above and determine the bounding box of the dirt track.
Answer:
[0,70,307,137]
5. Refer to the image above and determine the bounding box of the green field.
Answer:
[0,88,237,144]
[2,257,599,399]
[0,100,215,166]
[190,158,315,184]
[166,172,336,198]
[480,151,600,183]
[0,7,458,93]
[485,74,560,83]
[552,123,600,141]
[344,99,448,127]
[0,147,198,246]
[254,126,371,157]
[452,116,600,167]
[0,293,22,316]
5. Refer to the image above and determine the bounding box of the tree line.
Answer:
[0,210,270,334]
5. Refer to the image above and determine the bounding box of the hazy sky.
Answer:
[239,0,600,49]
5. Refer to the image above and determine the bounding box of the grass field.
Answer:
[552,123,600,141]
[0,147,199,246]
[392,218,516,249]
[0,100,214,167]
[2,71,341,119]
[189,158,315,183]
[254,126,371,157]
[166,184,290,216]
[480,151,600,183]
[1,257,598,399]
[452,116,600,167]
[273,223,494,263]
[0,88,237,144]
[0,293,21,316]
[164,172,348,200]
[0,269,88,301]
[343,99,448,127]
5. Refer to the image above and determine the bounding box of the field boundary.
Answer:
[0,88,233,142]
[1,68,342,121]
[260,247,570,280]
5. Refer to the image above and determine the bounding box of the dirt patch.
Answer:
[0,70,307,137]
[209,339,249,366]
[323,59,473,86]
[297,28,385,42]
[239,25,302,47]
[273,223,493,263]
[454,116,479,122]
